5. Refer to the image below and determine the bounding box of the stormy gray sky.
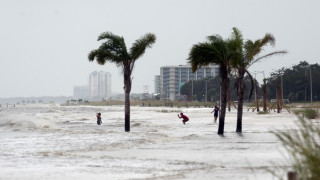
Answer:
[0,0,319,98]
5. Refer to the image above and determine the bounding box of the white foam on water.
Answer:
[0,104,298,179]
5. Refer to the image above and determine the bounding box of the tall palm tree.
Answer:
[88,32,156,132]
[230,27,287,133]
[188,34,236,135]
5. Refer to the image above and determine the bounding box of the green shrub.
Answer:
[293,109,302,116]
[304,108,319,119]
[293,108,319,119]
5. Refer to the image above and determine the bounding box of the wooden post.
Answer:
[288,171,297,180]
[277,77,281,113]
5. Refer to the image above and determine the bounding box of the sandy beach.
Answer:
[0,104,298,179]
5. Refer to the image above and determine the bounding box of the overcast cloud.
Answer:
[0,0,319,98]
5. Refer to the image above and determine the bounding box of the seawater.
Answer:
[0,104,294,180]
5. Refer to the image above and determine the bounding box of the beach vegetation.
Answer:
[293,108,319,119]
[273,117,320,179]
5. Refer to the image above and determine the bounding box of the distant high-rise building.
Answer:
[154,75,160,94]
[89,71,112,100]
[159,64,219,100]
[73,85,89,99]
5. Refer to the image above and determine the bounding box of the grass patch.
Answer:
[271,117,320,179]
[304,109,319,119]
[293,108,319,119]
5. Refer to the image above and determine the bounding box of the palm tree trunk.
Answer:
[263,79,267,112]
[218,65,228,135]
[124,89,130,132]
[236,75,244,133]
[227,87,231,112]
[124,66,131,132]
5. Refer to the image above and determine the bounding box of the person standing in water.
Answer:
[211,106,219,123]
[178,113,189,125]
[96,113,102,125]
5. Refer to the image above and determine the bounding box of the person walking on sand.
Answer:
[96,113,102,125]
[211,106,219,123]
[178,113,189,125]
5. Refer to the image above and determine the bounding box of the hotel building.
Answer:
[158,64,219,100]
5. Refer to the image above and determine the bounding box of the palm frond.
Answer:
[188,42,224,72]
[97,31,129,59]
[260,33,275,47]
[230,27,243,49]
[228,27,244,68]
[99,41,128,60]
[207,35,223,43]
[129,33,156,61]
[244,39,261,60]
[244,33,276,61]
[88,48,123,66]
[248,50,288,68]
[98,31,121,41]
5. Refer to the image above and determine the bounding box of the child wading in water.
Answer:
[96,113,102,125]
[178,113,189,125]
[211,106,219,123]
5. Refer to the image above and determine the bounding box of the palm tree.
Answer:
[88,32,156,132]
[188,34,236,135]
[230,27,287,133]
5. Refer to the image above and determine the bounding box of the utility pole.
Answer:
[272,69,284,101]
[310,67,312,103]
[254,71,265,111]
[305,69,307,102]
[281,74,283,101]
[253,72,257,100]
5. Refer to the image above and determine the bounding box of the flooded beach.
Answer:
[0,104,297,179]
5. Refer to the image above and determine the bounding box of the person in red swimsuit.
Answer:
[178,113,189,125]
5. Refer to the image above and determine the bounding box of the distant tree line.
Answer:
[266,61,319,102]
[180,61,319,103]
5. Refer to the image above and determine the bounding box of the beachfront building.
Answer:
[159,64,219,101]
[89,71,112,100]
